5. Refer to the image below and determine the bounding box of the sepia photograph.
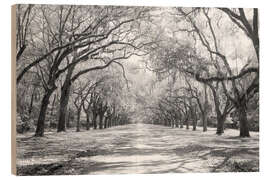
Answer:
[12,3,259,176]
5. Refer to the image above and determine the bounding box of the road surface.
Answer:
[16,124,259,175]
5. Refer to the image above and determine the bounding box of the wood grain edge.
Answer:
[11,4,17,176]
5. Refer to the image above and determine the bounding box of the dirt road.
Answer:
[16,124,259,175]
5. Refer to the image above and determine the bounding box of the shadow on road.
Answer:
[16,124,259,175]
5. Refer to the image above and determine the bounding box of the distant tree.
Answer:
[72,80,94,132]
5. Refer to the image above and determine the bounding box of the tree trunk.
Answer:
[192,109,197,131]
[202,113,207,132]
[175,118,179,128]
[86,112,90,130]
[104,117,108,129]
[180,114,183,128]
[107,118,110,128]
[180,120,183,128]
[35,89,54,137]
[203,84,208,132]
[115,118,118,126]
[216,115,226,135]
[66,109,70,128]
[76,107,81,132]
[168,119,171,127]
[164,118,168,126]
[93,113,97,129]
[57,81,72,132]
[186,117,189,129]
[192,119,197,131]
[119,118,122,126]
[208,83,226,135]
[57,61,75,132]
[109,118,112,127]
[49,94,56,128]
[171,119,174,128]
[99,114,104,129]
[238,101,250,137]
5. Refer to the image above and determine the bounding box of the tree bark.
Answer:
[202,113,207,132]
[85,112,90,130]
[49,94,57,128]
[66,109,71,128]
[186,117,189,129]
[115,117,118,126]
[93,113,97,129]
[99,114,104,129]
[35,89,54,137]
[57,61,75,132]
[168,119,171,127]
[179,114,183,128]
[208,83,227,135]
[107,118,110,128]
[109,117,112,127]
[216,115,226,135]
[180,120,183,128]
[238,100,250,137]
[57,82,71,132]
[191,107,197,131]
[164,118,168,126]
[175,118,179,128]
[203,84,208,132]
[192,120,197,131]
[76,107,81,132]
[171,119,175,128]
[104,116,108,129]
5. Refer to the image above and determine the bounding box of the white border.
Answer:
[1,0,269,180]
